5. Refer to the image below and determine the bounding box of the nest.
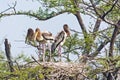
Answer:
[25,60,88,80]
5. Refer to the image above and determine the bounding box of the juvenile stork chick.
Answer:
[34,28,54,62]
[25,28,37,47]
[51,24,70,61]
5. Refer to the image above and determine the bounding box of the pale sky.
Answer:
[0,0,108,59]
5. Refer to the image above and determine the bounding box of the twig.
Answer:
[70,28,82,34]
[14,60,20,71]
[31,56,42,66]
[62,47,82,54]
[0,1,17,14]
[89,0,101,17]
[0,7,12,14]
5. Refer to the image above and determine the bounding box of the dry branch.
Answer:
[4,38,14,72]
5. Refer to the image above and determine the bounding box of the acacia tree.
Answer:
[0,0,120,57]
[0,0,120,79]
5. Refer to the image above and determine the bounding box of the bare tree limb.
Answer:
[109,20,120,57]
[70,28,82,34]
[31,56,42,66]
[73,0,87,34]
[89,39,110,57]
[74,12,87,34]
[97,26,114,33]
[89,0,101,17]
[0,1,17,14]
[89,21,120,57]
[0,8,12,14]
[4,39,14,72]
[93,18,101,32]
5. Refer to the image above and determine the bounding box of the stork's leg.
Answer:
[48,43,52,62]
[58,45,62,61]
[42,44,46,62]
[37,43,42,61]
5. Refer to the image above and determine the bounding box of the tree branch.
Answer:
[89,21,120,57]
[0,1,17,14]
[89,39,110,57]
[73,0,87,34]
[93,18,101,39]
[0,10,68,20]
[101,0,118,19]
[62,47,82,54]
[70,28,82,34]
[89,0,117,26]
[109,20,120,57]
[89,0,101,17]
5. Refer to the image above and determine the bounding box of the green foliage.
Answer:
[12,66,44,80]
[98,0,120,22]
[0,63,53,80]
[0,51,10,72]
[83,33,94,54]
[64,33,83,51]
[40,0,81,14]
[63,33,83,61]
[86,56,120,79]
[0,51,4,59]
[14,53,32,64]
[1,0,120,79]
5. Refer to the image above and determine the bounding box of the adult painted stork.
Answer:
[51,24,70,61]
[25,28,37,47]
[34,28,54,62]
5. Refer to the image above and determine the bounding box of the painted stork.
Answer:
[51,24,70,61]
[25,28,37,47]
[34,28,54,62]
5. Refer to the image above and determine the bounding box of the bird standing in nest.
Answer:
[34,28,54,62]
[25,28,37,47]
[51,24,70,61]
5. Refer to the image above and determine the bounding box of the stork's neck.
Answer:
[64,30,70,37]
[37,31,42,37]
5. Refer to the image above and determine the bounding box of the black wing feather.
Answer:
[51,31,65,53]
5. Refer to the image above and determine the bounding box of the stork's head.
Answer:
[35,28,41,33]
[26,28,34,40]
[63,24,70,37]
[34,28,42,41]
